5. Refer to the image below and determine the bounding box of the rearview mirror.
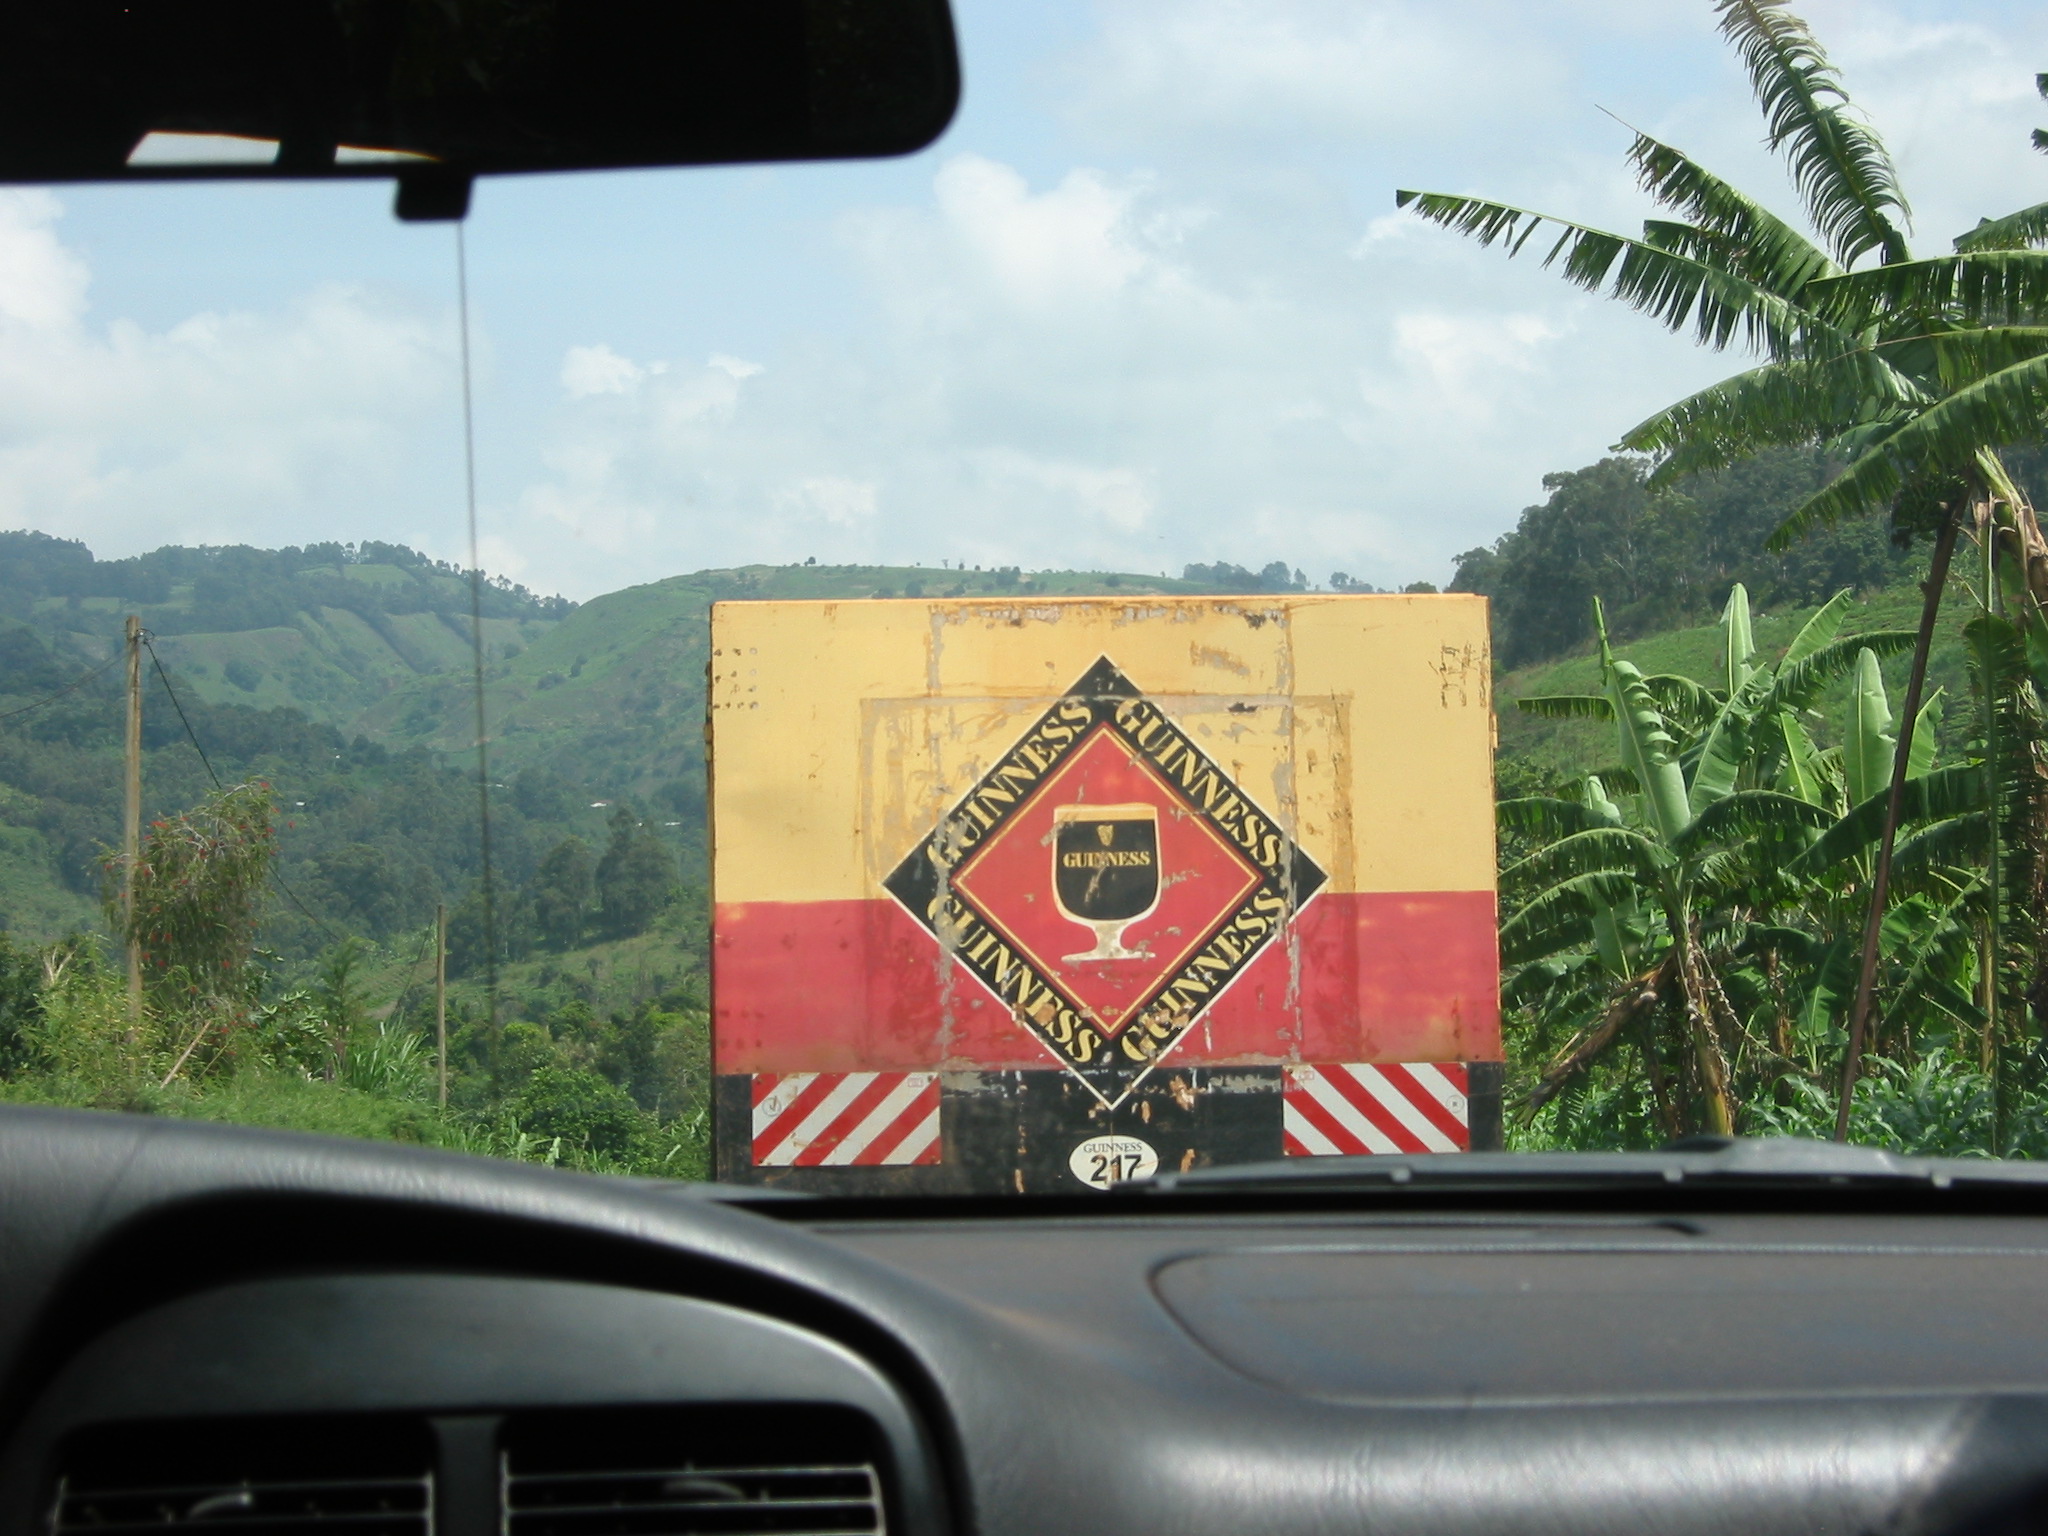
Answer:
[0,0,961,218]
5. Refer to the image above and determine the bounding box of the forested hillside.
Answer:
[6,534,568,719]
[1451,446,2048,672]
[0,540,1267,956]
[352,559,1223,810]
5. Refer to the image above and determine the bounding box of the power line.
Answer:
[141,633,350,949]
[384,919,440,1032]
[0,649,123,724]
[144,637,221,791]
[150,633,448,1029]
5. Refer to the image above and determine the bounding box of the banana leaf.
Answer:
[1607,655,1693,845]
[1722,582,1756,696]
[1786,764,1985,876]
[1777,710,1826,805]
[1842,646,1895,809]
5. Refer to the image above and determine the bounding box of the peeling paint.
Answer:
[1191,642,1251,676]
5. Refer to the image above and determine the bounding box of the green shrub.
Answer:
[514,1066,644,1157]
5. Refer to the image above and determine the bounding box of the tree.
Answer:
[313,937,371,1076]
[445,887,496,978]
[0,933,45,1076]
[595,808,676,938]
[105,780,276,1010]
[528,836,594,948]
[1183,561,1308,593]
[512,767,574,821]
[1471,460,1659,667]
[310,842,413,936]
[1451,448,1908,668]
[515,1066,643,1158]
[1400,3,2048,1127]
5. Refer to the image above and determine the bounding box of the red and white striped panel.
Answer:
[1283,1063,1469,1155]
[751,1072,942,1167]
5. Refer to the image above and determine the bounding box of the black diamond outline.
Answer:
[883,656,1326,1100]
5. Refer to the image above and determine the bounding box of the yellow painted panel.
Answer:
[710,594,1494,904]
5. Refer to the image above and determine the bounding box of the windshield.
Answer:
[2,0,2045,1192]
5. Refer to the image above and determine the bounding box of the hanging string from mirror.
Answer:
[455,221,504,1094]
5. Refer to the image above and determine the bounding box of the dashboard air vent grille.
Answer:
[48,1415,433,1536]
[502,1408,885,1536]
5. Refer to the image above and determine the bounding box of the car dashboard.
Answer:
[4,1106,2048,1536]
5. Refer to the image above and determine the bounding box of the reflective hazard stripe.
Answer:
[751,1072,942,1166]
[1282,1063,1470,1155]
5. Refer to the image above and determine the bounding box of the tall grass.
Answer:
[0,934,711,1178]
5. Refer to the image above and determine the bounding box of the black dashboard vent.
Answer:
[502,1407,886,1536]
[48,1415,433,1536]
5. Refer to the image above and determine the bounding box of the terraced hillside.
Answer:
[356,563,1216,805]
[11,544,563,727]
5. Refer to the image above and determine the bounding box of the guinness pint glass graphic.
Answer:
[1052,803,1161,962]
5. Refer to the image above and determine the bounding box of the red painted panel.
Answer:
[714,890,1499,1073]
[1187,889,1501,1065]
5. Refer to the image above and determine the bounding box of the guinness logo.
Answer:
[1053,804,1159,961]
[884,656,1326,1103]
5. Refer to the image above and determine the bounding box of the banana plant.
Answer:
[1957,607,2048,1143]
[1503,588,1970,1135]
[1405,0,2048,1128]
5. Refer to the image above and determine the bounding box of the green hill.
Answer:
[0,532,1243,804]
[355,562,1216,802]
[147,603,552,720]
[0,461,2002,1166]
[2,535,567,735]
[0,538,1268,957]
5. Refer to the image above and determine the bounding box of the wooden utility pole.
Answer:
[435,902,448,1109]
[122,616,142,1025]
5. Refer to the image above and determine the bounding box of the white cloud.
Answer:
[709,353,765,380]
[506,130,1717,594]
[0,192,88,331]
[931,154,1154,307]
[0,192,455,560]
[1376,311,1568,422]
[778,475,878,528]
[561,344,646,398]
[1348,211,1419,259]
[1063,0,1562,143]
[36,299,440,518]
[1796,2,2048,249]
[970,450,1156,534]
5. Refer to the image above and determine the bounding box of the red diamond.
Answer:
[950,724,1264,1039]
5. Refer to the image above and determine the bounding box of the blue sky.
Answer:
[7,0,2048,599]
